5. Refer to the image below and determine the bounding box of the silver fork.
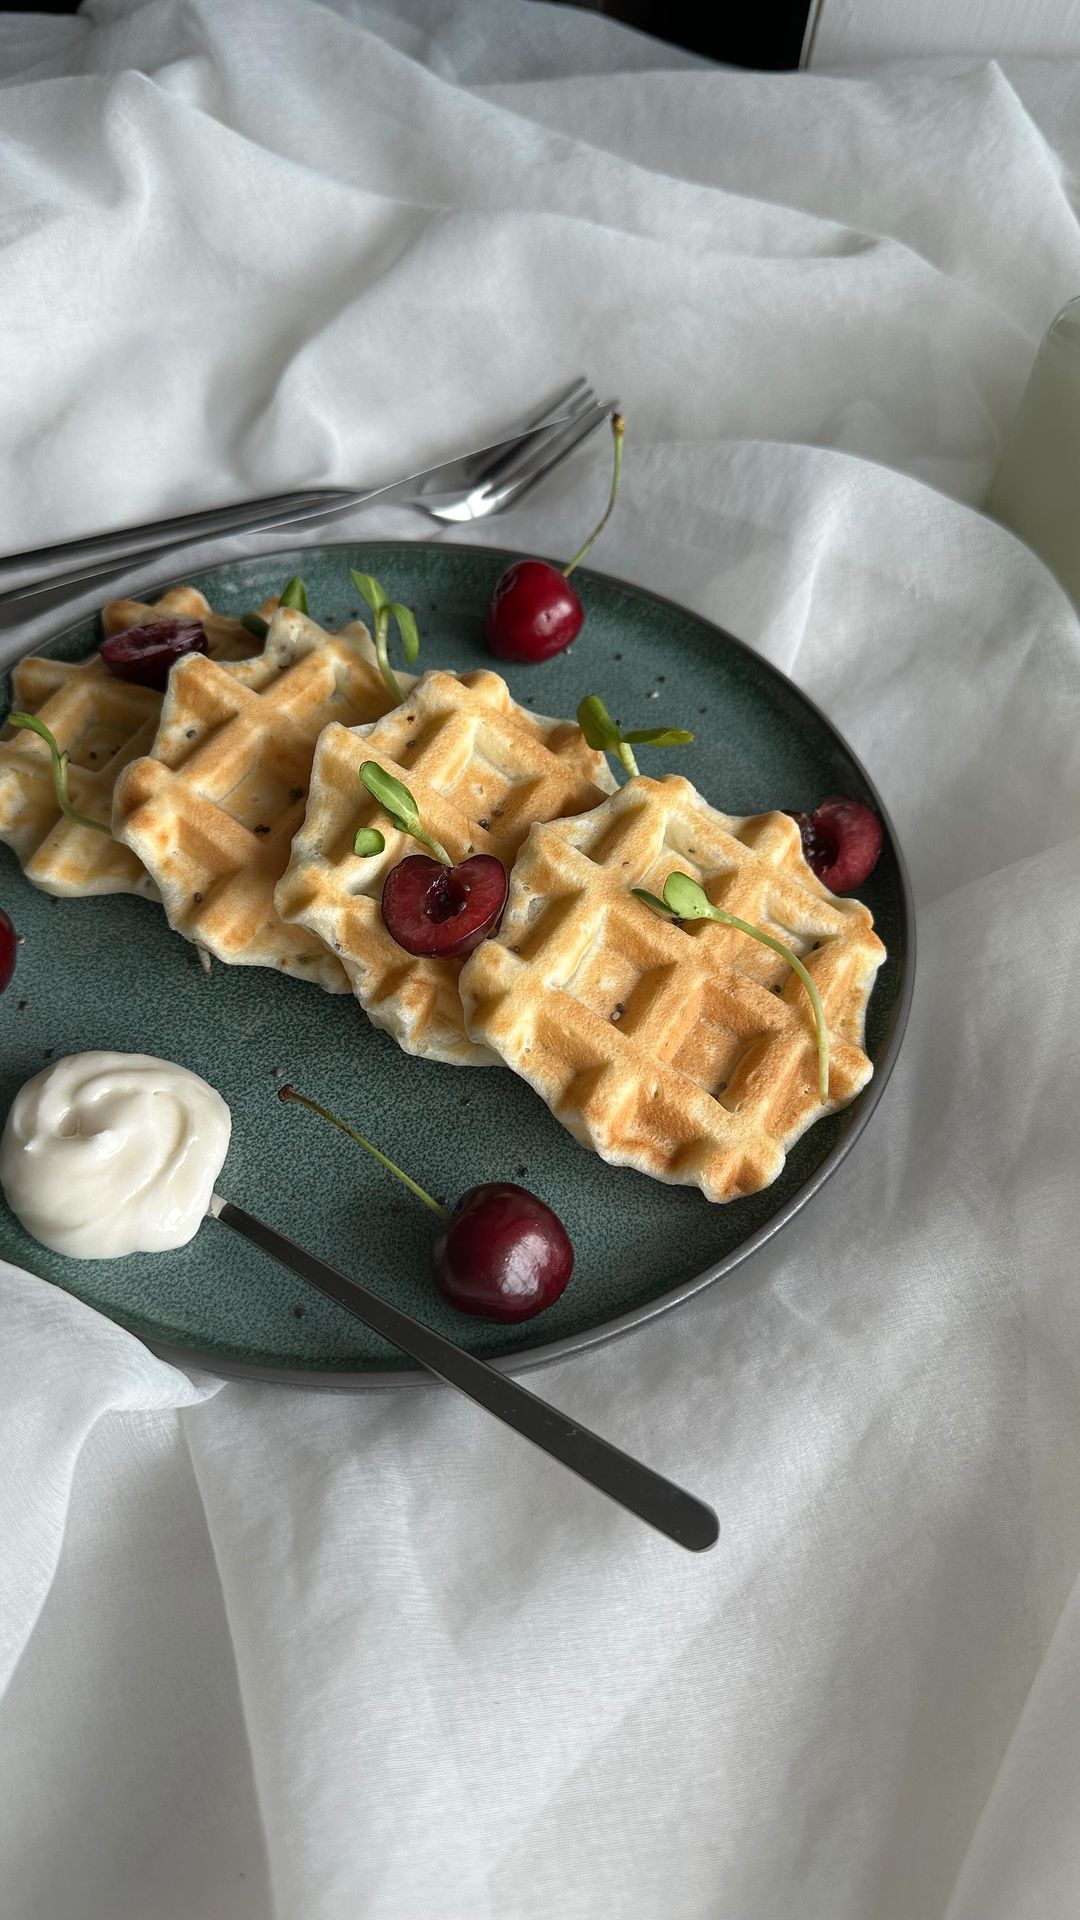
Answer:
[1,379,614,607]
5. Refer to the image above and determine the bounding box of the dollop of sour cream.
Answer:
[0,1052,231,1259]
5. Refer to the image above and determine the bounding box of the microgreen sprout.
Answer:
[278,1084,449,1220]
[350,571,419,702]
[240,574,309,639]
[577,693,693,778]
[279,575,310,614]
[7,712,111,836]
[356,761,451,865]
[632,871,830,1101]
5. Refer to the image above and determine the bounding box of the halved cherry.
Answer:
[381,854,508,959]
[0,909,17,994]
[100,619,208,691]
[789,796,883,893]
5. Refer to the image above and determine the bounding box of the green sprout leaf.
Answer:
[280,575,309,614]
[7,712,111,836]
[353,827,386,857]
[360,761,419,828]
[358,760,450,865]
[578,694,693,779]
[634,870,830,1102]
[240,611,270,641]
[630,888,671,917]
[392,602,420,667]
[576,694,622,754]
[350,570,419,700]
[622,727,695,748]
[660,872,712,920]
[349,571,389,616]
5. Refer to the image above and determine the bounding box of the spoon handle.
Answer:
[211,1196,718,1554]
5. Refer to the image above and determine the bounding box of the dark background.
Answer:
[559,0,813,68]
[24,0,816,69]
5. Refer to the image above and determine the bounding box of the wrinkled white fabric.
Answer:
[2,4,1080,1917]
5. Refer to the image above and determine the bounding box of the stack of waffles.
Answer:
[0,588,886,1202]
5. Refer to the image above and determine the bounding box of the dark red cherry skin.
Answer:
[381,854,508,959]
[0,909,16,994]
[100,619,208,691]
[789,795,883,894]
[432,1183,574,1322]
[486,559,583,663]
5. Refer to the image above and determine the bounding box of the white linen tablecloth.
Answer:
[2,4,1080,1916]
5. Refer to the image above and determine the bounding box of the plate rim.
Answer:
[3,537,916,1387]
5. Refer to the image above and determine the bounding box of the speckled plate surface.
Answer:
[0,543,913,1385]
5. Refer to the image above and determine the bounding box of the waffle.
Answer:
[100,586,267,661]
[112,607,405,991]
[0,588,268,898]
[276,668,616,1063]
[459,775,886,1201]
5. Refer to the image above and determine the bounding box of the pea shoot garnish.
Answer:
[577,694,693,778]
[355,761,450,864]
[7,713,111,836]
[632,871,830,1101]
[350,571,420,703]
[279,575,309,613]
[240,574,311,639]
[353,762,509,959]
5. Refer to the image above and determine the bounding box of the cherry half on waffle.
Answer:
[0,588,268,899]
[275,669,615,1064]
[458,775,886,1202]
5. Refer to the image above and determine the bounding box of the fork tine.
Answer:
[514,376,592,435]
[485,401,616,513]
[468,383,597,492]
[455,378,595,489]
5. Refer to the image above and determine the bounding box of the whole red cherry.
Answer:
[279,1089,575,1325]
[432,1183,574,1322]
[100,619,208,691]
[789,796,883,893]
[486,411,624,664]
[486,560,583,663]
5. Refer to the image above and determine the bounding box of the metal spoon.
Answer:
[209,1193,719,1553]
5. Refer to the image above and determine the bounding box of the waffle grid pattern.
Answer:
[112,610,397,990]
[0,588,265,898]
[276,669,615,1063]
[459,776,886,1201]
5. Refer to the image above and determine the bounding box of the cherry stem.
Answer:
[7,712,111,835]
[562,412,625,580]
[278,1085,450,1221]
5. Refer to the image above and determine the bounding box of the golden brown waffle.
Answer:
[459,775,886,1201]
[100,587,267,661]
[0,588,268,898]
[112,608,404,991]
[276,668,616,1062]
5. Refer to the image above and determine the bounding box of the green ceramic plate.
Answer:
[0,542,913,1385]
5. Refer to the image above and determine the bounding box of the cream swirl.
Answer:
[0,1052,231,1259]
